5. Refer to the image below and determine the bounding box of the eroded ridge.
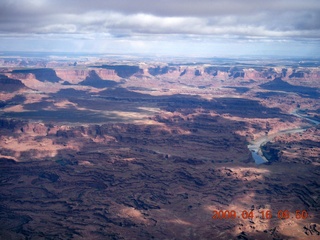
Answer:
[0,57,319,239]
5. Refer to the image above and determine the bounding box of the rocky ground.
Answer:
[0,57,319,239]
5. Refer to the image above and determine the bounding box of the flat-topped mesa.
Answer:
[11,68,61,83]
[4,64,320,85]
[0,74,27,92]
[55,69,119,84]
[6,68,120,85]
[144,65,320,81]
[92,65,142,78]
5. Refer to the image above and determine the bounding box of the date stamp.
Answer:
[212,210,309,220]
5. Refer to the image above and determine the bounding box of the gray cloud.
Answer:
[3,0,319,16]
[0,0,319,56]
[0,0,319,39]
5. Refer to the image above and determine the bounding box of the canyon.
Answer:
[0,55,319,239]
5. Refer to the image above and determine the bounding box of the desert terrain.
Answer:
[0,54,319,239]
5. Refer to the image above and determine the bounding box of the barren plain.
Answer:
[0,55,319,239]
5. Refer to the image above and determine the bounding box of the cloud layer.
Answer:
[0,0,319,56]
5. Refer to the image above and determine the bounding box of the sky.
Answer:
[0,0,319,57]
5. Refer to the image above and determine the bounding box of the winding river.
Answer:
[248,109,320,164]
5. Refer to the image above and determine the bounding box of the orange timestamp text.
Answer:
[212,210,309,220]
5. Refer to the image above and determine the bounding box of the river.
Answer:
[248,109,319,164]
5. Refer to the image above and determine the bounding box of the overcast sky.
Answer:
[0,0,319,57]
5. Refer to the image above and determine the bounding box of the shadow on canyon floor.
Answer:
[0,101,319,239]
